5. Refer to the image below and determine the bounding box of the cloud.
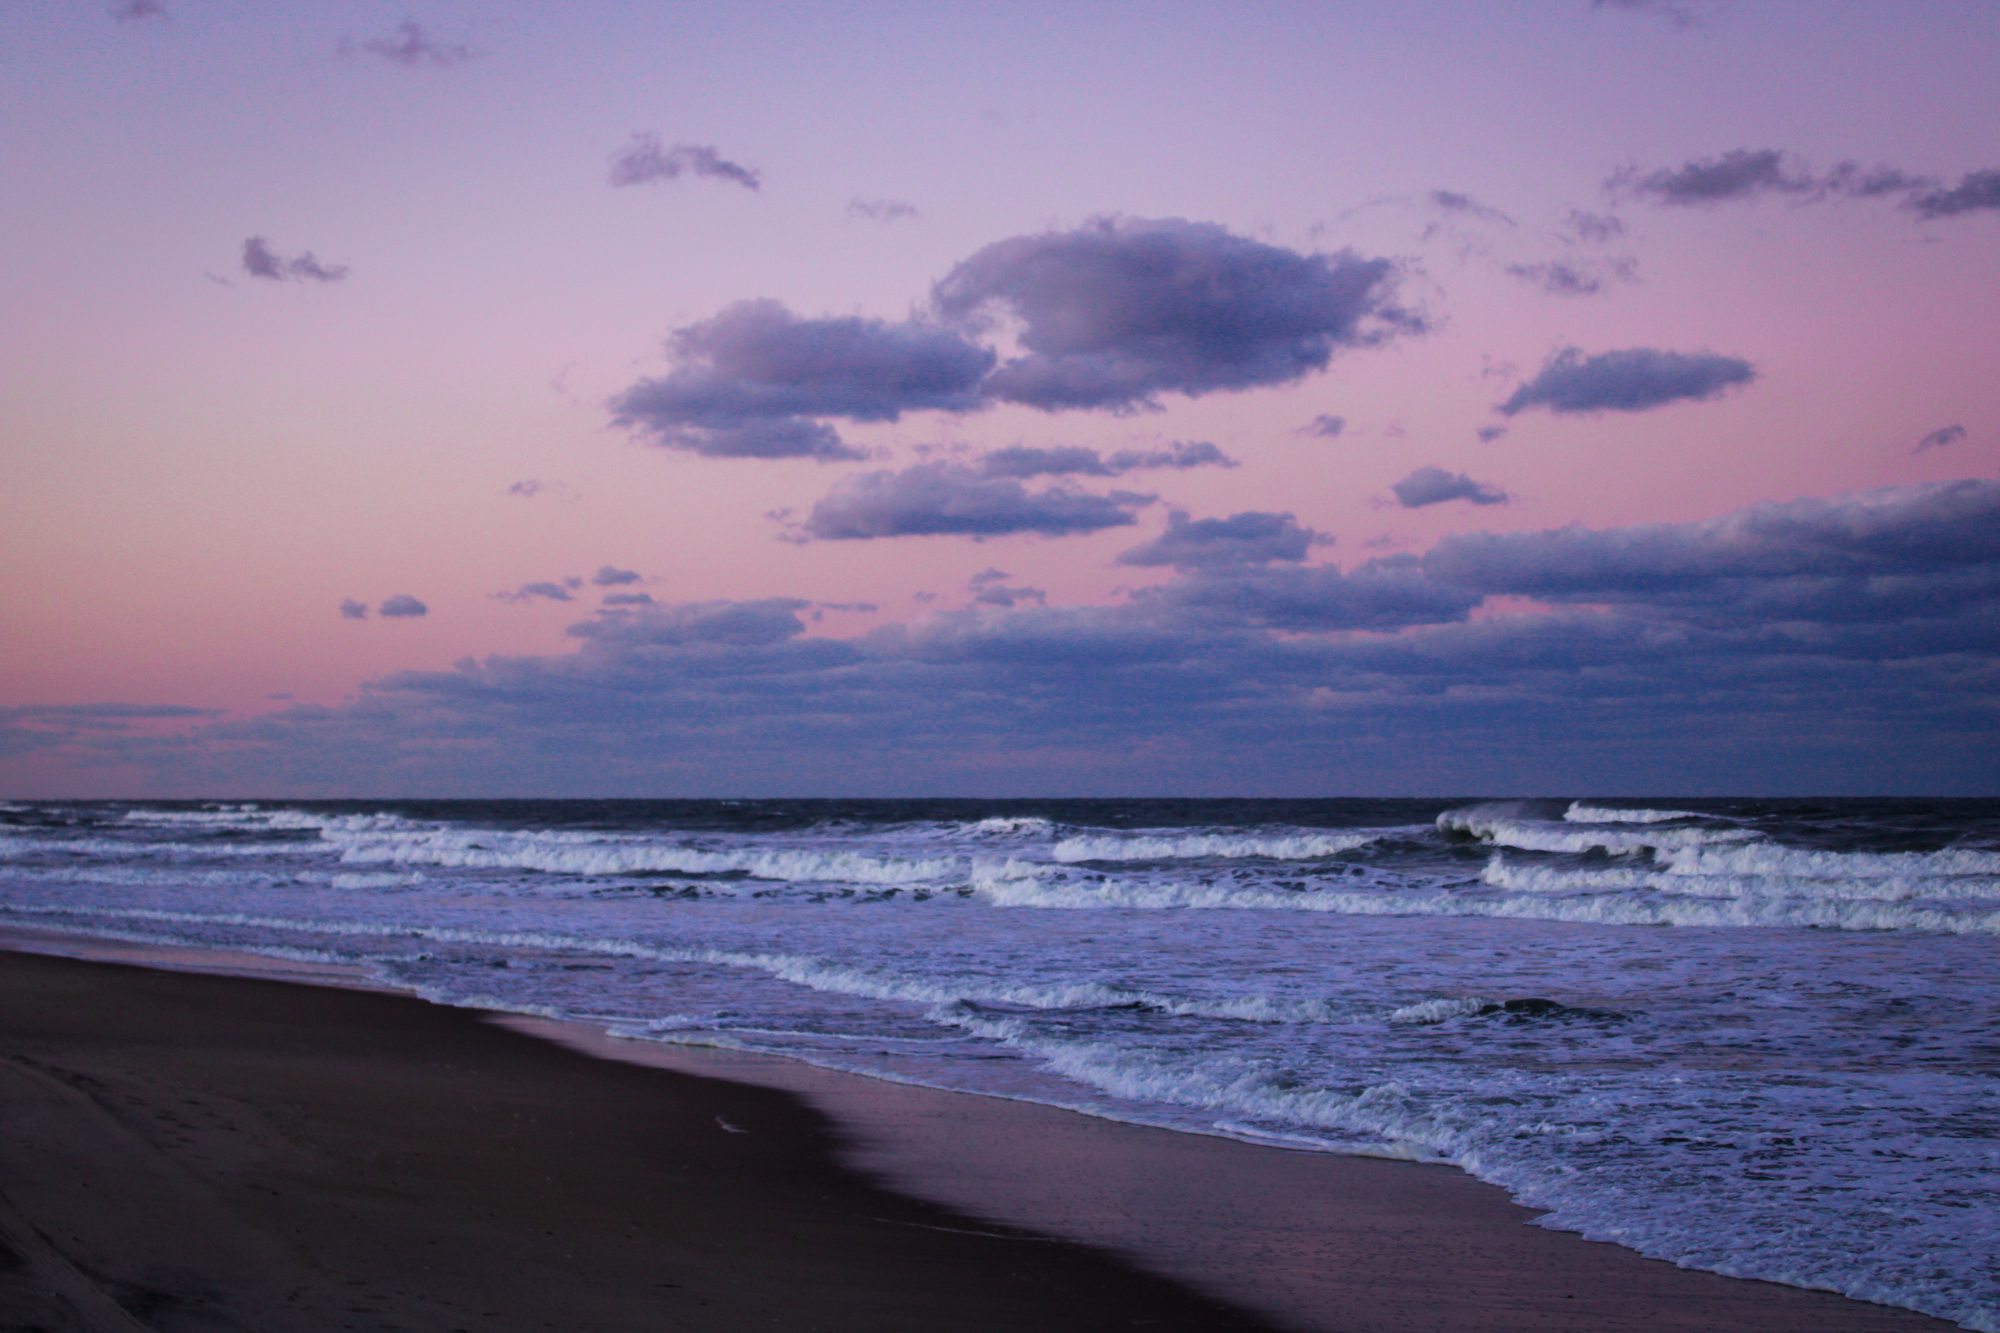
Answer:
[1499,346,1756,416]
[1421,478,2000,601]
[1426,190,1513,224]
[241,236,348,284]
[1612,150,1999,222]
[609,300,993,460]
[1302,414,1346,439]
[496,581,578,604]
[932,216,1420,412]
[1392,466,1509,508]
[506,480,546,499]
[1908,170,2000,220]
[82,479,2000,795]
[1561,210,1625,245]
[601,592,655,607]
[968,569,1046,608]
[800,462,1150,540]
[1590,0,1702,28]
[1913,425,1968,453]
[378,595,428,618]
[1613,149,1815,206]
[1505,257,1638,297]
[847,198,919,223]
[592,566,643,586]
[609,135,760,190]
[110,1,166,21]
[975,439,1234,479]
[1477,425,1510,443]
[358,22,472,67]
[1117,510,1322,570]
[339,599,369,620]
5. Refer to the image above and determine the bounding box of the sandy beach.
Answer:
[0,943,1957,1332]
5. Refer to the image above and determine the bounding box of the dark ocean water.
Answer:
[2,796,1995,1328]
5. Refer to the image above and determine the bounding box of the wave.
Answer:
[1564,803,1705,824]
[957,816,1057,838]
[1051,830,1378,863]
[1438,805,1753,856]
[972,873,2000,934]
[1485,855,2000,906]
[325,826,960,885]
[1658,842,2000,880]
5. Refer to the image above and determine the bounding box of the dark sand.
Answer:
[0,946,1957,1332]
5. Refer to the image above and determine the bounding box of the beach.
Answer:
[0,944,1956,1332]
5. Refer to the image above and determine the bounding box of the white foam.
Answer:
[1660,842,2000,880]
[959,816,1056,838]
[1564,803,1705,824]
[1052,830,1376,863]
[1387,996,1493,1025]
[326,826,959,885]
[1439,805,1753,856]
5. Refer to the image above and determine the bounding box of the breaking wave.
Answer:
[1051,830,1378,863]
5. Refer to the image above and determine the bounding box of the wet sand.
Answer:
[0,946,1956,1331]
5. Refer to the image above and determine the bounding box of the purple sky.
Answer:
[3,1,1997,796]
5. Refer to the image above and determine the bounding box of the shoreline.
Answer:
[0,932,1963,1331]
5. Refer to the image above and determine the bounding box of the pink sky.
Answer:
[3,1,1996,795]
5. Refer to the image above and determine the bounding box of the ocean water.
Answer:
[1,797,1994,1329]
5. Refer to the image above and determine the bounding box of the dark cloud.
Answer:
[339,599,369,621]
[1821,162,1936,200]
[592,566,643,586]
[608,300,992,461]
[1613,150,1997,222]
[1424,191,1512,227]
[358,22,472,67]
[976,440,1234,479]
[968,569,1046,608]
[92,479,2000,795]
[1908,170,2000,220]
[241,236,348,284]
[1302,414,1346,439]
[1137,557,1484,634]
[932,216,1420,412]
[110,1,166,21]
[1613,149,1815,205]
[496,581,578,605]
[1914,425,1967,453]
[1561,210,1626,245]
[800,462,1150,540]
[1477,425,1510,443]
[1392,466,1508,509]
[1499,346,1756,416]
[846,198,919,223]
[601,592,656,607]
[1118,510,1321,571]
[506,480,546,499]
[1505,257,1638,297]
[1422,478,2000,601]
[609,135,760,190]
[378,595,428,618]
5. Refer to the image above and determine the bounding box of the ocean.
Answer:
[1,797,1994,1329]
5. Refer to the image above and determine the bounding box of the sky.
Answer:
[3,0,1997,797]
